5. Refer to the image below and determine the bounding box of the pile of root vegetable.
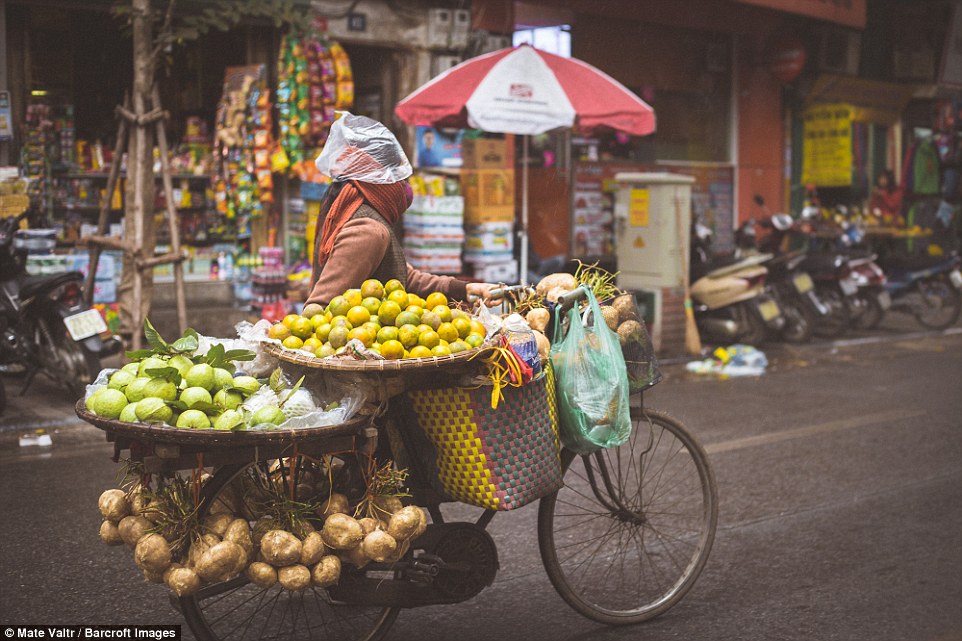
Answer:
[97,457,426,597]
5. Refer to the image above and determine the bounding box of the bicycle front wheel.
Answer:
[538,408,718,625]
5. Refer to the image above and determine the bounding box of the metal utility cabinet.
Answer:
[612,172,695,355]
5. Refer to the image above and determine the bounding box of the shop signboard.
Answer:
[802,103,853,188]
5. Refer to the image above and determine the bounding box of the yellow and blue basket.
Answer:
[405,365,563,511]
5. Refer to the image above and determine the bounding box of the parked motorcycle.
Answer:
[689,221,784,345]
[0,210,120,406]
[734,206,828,343]
[856,251,962,330]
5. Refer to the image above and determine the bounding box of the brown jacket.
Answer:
[305,204,468,307]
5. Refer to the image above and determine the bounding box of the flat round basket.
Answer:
[263,341,490,372]
[74,400,372,448]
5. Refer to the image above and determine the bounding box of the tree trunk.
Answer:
[118,0,157,349]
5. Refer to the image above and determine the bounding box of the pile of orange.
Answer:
[267,279,487,360]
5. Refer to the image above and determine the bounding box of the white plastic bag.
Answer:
[314,112,413,184]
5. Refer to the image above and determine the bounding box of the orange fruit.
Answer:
[395,310,421,327]
[347,326,374,347]
[377,300,402,326]
[387,289,409,309]
[432,305,453,323]
[376,326,399,344]
[330,315,352,329]
[405,304,424,317]
[328,326,349,349]
[384,279,404,295]
[448,339,469,353]
[421,310,442,331]
[431,344,452,357]
[361,321,381,336]
[452,317,472,339]
[360,296,381,315]
[302,336,323,352]
[425,292,448,310]
[268,322,291,341]
[314,323,332,343]
[380,339,404,360]
[417,323,434,335]
[360,279,385,300]
[436,322,458,343]
[418,330,440,349]
[469,320,487,336]
[327,295,351,318]
[346,305,371,327]
[451,308,470,321]
[302,303,325,318]
[397,324,420,349]
[282,335,304,350]
[408,345,432,359]
[309,314,328,331]
[465,333,484,348]
[343,289,362,307]
[315,343,335,359]
[290,316,315,340]
[282,314,301,328]
[407,294,424,309]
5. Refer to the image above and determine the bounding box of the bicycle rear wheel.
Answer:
[179,461,400,641]
[538,408,717,625]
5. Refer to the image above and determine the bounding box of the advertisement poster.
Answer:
[802,103,853,187]
[0,91,12,140]
[415,126,464,168]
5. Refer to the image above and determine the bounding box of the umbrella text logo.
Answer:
[509,83,533,99]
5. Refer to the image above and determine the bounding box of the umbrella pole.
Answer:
[521,134,529,286]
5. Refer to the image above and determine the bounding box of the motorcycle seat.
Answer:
[704,253,772,278]
[19,271,84,300]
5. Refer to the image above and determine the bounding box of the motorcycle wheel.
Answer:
[31,310,102,397]
[778,299,816,343]
[854,295,885,330]
[737,302,770,346]
[913,276,962,330]
[812,285,851,338]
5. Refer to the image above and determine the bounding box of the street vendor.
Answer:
[305,113,498,309]
[868,169,905,225]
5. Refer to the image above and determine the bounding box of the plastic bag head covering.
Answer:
[315,112,413,184]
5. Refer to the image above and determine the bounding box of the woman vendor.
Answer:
[305,113,498,309]
[868,169,905,225]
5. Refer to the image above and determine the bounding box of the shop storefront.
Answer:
[1,0,449,333]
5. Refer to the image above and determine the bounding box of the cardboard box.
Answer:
[464,221,513,253]
[461,169,515,223]
[471,260,518,284]
[461,139,508,169]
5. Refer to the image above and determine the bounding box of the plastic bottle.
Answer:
[502,313,542,378]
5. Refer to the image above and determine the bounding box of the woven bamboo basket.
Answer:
[74,400,373,448]
[263,342,493,401]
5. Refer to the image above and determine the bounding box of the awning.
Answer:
[803,74,919,125]
[731,0,865,29]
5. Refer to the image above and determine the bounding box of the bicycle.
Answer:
[78,287,718,640]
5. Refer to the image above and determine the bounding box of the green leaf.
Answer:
[279,375,305,407]
[191,401,220,416]
[223,349,256,362]
[171,330,199,354]
[125,349,155,360]
[144,318,169,353]
[269,368,284,393]
[205,343,226,368]
[145,366,183,386]
[167,400,188,411]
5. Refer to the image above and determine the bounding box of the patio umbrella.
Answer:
[395,44,656,283]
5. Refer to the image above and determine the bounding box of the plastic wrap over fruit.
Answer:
[314,112,412,184]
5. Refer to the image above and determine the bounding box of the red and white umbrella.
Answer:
[395,44,656,282]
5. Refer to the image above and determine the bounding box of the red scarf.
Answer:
[314,180,411,268]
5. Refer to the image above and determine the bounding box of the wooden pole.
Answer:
[84,94,130,307]
[151,85,188,334]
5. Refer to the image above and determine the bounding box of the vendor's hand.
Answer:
[466,282,503,306]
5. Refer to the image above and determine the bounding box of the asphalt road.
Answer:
[1,314,960,641]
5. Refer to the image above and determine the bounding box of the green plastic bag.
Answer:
[549,286,632,454]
